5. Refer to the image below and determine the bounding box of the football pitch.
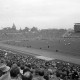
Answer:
[0,41,80,65]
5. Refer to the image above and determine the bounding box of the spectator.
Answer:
[44,73,49,80]
[0,63,10,80]
[10,63,21,80]
[0,63,10,75]
[38,70,44,76]
[32,69,45,80]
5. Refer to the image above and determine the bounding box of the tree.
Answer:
[2,27,12,33]
[30,27,38,32]
[23,27,29,32]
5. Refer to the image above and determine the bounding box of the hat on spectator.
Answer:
[23,67,30,74]
[0,63,10,72]
[23,71,31,77]
[22,71,32,80]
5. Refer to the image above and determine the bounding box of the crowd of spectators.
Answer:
[0,49,80,80]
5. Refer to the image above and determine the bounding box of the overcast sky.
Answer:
[0,0,80,29]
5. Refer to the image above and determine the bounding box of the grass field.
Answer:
[3,38,80,58]
[0,41,80,65]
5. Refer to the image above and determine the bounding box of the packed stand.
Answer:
[0,49,80,80]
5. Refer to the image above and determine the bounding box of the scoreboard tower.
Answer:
[74,23,80,32]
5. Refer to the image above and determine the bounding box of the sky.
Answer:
[0,0,80,29]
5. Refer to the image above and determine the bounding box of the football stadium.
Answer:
[0,23,80,80]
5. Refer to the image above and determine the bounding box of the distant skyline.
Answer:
[0,0,80,29]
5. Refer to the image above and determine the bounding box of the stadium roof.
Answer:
[75,23,80,25]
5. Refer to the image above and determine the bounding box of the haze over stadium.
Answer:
[0,0,80,29]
